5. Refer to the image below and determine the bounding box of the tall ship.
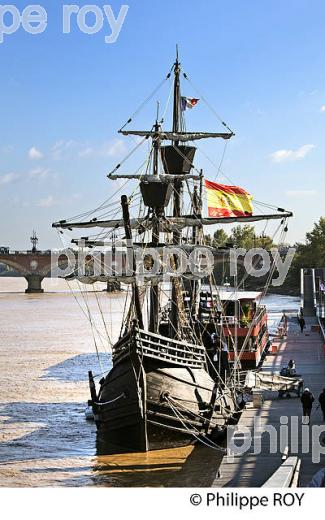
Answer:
[53,50,292,453]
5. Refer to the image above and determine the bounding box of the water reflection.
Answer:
[91,444,223,487]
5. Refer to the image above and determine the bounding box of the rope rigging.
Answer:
[52,53,295,455]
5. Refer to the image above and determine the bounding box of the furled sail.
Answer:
[53,211,293,231]
[63,272,213,284]
[52,218,147,230]
[119,130,233,141]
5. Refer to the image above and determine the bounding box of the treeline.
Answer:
[205,218,325,295]
[205,225,275,250]
[280,217,325,295]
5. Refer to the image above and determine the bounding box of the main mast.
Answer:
[170,49,182,338]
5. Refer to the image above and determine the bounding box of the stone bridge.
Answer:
[0,250,53,293]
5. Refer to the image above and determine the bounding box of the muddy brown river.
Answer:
[0,277,298,487]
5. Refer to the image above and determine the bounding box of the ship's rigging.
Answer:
[52,50,292,453]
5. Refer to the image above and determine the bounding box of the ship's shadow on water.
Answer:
[42,353,112,382]
[0,401,96,463]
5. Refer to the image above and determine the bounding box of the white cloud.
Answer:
[0,172,20,185]
[286,190,317,198]
[298,89,318,97]
[29,167,51,179]
[79,139,127,158]
[270,144,315,162]
[103,139,127,157]
[37,195,57,208]
[28,146,44,160]
[50,140,78,160]
[49,138,127,160]
[78,146,93,158]
[320,105,325,112]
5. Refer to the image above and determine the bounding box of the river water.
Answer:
[0,277,299,487]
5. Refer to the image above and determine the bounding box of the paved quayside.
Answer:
[215,316,325,487]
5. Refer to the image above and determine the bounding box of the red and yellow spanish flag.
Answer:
[205,180,253,218]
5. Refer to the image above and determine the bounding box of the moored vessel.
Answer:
[53,50,292,453]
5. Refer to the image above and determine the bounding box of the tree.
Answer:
[229,225,274,249]
[255,233,274,250]
[299,217,325,267]
[230,225,256,249]
[212,229,228,247]
[280,217,325,295]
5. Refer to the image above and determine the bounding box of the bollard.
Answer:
[271,343,278,354]
[252,388,263,408]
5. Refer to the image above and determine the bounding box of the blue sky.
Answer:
[1,0,325,248]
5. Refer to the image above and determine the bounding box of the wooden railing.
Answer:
[112,328,207,368]
[137,329,206,368]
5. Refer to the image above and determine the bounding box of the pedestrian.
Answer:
[282,312,288,336]
[212,348,219,372]
[220,340,230,381]
[287,359,296,375]
[208,332,220,379]
[308,468,325,487]
[318,388,325,421]
[299,316,305,333]
[301,387,314,424]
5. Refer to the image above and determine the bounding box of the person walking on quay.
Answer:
[301,387,314,424]
[318,388,325,421]
[298,316,306,333]
[282,312,288,336]
[287,359,296,376]
[210,332,218,368]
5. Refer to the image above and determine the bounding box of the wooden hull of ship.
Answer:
[92,330,237,454]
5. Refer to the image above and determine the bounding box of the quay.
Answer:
[215,315,325,487]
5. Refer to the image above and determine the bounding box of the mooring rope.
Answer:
[165,396,227,453]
